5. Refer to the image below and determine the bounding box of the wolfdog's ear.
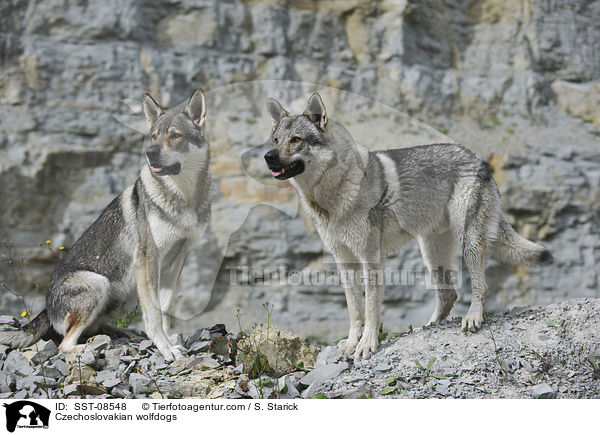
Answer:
[304,93,327,130]
[266,98,289,124]
[143,93,164,128]
[185,88,207,127]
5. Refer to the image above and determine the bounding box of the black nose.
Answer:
[146,145,160,161]
[264,148,279,166]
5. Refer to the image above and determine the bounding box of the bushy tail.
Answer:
[0,309,51,348]
[491,219,553,266]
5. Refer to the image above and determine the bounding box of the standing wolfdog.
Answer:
[0,89,211,361]
[264,93,552,359]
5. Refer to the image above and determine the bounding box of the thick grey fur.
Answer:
[0,89,211,362]
[264,93,552,359]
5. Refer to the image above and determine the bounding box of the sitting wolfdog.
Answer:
[263,93,552,359]
[0,89,211,361]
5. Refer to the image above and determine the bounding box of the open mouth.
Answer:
[149,162,181,176]
[269,160,305,180]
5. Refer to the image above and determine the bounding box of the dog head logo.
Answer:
[3,401,50,432]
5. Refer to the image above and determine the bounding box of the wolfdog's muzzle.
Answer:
[264,148,305,180]
[146,145,182,176]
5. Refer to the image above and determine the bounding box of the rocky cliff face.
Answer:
[0,0,598,342]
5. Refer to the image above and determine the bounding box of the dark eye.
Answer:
[290,136,302,144]
[171,131,182,139]
[273,137,279,144]
[151,132,158,140]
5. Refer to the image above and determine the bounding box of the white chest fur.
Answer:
[148,211,205,256]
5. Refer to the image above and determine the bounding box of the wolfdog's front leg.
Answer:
[159,254,187,342]
[135,244,184,362]
[333,246,364,354]
[354,261,384,359]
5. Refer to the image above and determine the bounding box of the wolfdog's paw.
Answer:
[337,328,361,354]
[58,343,86,355]
[168,333,183,346]
[427,314,443,326]
[428,292,457,325]
[160,344,187,362]
[461,309,484,333]
[427,306,453,325]
[170,345,187,360]
[354,328,379,359]
[337,338,358,355]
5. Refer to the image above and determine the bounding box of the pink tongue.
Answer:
[271,170,282,177]
[152,167,163,173]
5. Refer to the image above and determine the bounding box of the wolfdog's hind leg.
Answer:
[59,325,86,354]
[418,232,458,325]
[52,272,110,353]
[461,226,488,332]
[59,308,94,354]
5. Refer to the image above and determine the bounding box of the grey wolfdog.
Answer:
[264,93,553,359]
[0,89,211,361]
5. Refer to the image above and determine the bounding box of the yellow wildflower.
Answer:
[20,311,27,317]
